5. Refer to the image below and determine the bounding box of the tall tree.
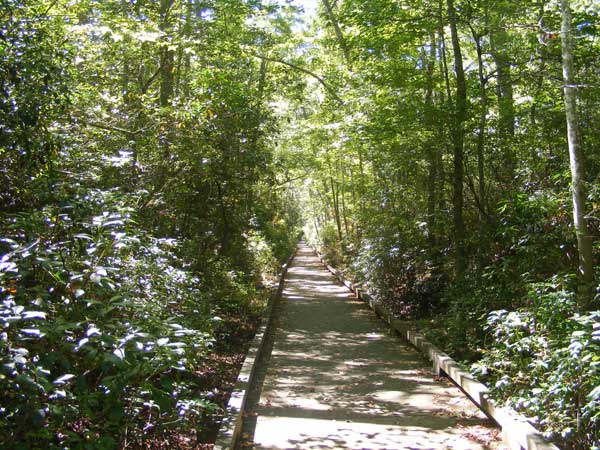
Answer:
[560,0,595,307]
[489,4,516,183]
[446,0,468,277]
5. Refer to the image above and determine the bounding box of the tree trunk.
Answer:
[322,0,352,70]
[331,175,343,241]
[159,0,175,110]
[425,32,438,247]
[158,0,175,171]
[490,29,516,184]
[530,2,547,127]
[438,0,452,104]
[340,161,350,238]
[175,0,193,97]
[473,30,487,219]
[560,0,595,307]
[216,181,231,255]
[471,23,490,278]
[447,0,467,277]
[325,155,343,241]
[436,12,449,224]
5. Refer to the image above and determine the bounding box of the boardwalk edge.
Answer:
[214,250,296,450]
[313,248,560,450]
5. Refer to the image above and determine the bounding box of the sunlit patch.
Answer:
[289,396,332,411]
[371,390,405,402]
[284,332,307,340]
[343,360,367,367]
[363,332,384,340]
[252,416,491,450]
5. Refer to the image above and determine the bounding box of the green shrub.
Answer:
[0,195,218,448]
[473,277,600,449]
[353,229,443,319]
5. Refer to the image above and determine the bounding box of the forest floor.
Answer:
[235,243,507,450]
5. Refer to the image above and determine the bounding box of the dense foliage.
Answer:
[2,0,600,448]
[279,0,600,448]
[1,0,301,448]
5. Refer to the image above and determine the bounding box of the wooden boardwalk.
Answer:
[240,243,503,450]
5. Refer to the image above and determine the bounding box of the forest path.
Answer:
[240,242,504,450]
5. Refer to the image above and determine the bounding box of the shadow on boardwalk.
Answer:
[240,243,504,450]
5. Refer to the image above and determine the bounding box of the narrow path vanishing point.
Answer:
[240,243,504,450]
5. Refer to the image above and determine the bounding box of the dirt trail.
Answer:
[241,243,504,450]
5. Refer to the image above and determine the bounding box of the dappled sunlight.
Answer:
[253,416,488,450]
[242,243,498,450]
[285,295,307,301]
[363,332,385,340]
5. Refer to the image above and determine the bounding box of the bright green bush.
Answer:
[473,277,600,449]
[0,197,218,448]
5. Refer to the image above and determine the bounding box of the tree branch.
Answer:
[141,64,163,95]
[248,52,344,105]
[274,172,312,187]
[79,120,143,137]
[43,0,60,16]
[322,0,352,70]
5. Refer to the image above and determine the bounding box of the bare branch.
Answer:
[274,172,312,187]
[79,120,143,137]
[248,52,344,105]
[322,0,352,70]
[141,64,163,95]
[43,0,60,16]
